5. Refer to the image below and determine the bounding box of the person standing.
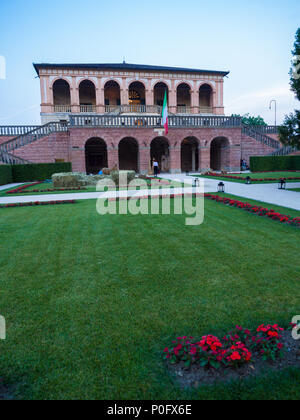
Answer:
[153,159,159,178]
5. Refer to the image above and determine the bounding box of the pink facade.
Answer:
[0,63,282,171]
[34,63,228,123]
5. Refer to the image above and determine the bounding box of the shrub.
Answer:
[250,156,300,172]
[0,165,13,185]
[110,170,136,186]
[12,162,72,182]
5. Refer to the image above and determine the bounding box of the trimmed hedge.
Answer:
[250,156,300,172]
[0,165,13,185]
[11,162,72,182]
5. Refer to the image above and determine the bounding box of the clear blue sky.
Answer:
[0,0,299,125]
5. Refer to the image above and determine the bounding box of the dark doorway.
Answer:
[210,137,230,170]
[85,138,108,174]
[181,137,199,172]
[150,137,170,172]
[118,137,139,172]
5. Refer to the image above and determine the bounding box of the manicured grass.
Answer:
[0,198,299,400]
[215,192,300,219]
[195,171,300,184]
[0,179,185,197]
[288,188,300,192]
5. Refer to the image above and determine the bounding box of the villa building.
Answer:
[0,62,281,173]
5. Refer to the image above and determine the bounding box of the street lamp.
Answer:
[218,182,225,193]
[269,100,277,127]
[193,178,200,197]
[278,179,286,190]
[245,176,252,185]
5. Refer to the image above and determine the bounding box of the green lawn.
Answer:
[0,179,185,197]
[288,188,300,192]
[195,171,300,184]
[0,198,299,400]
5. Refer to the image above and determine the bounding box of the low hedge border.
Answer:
[250,155,300,172]
[0,200,76,209]
[6,182,87,194]
[201,172,300,182]
[204,194,300,228]
[102,193,300,228]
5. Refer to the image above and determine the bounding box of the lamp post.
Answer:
[269,100,277,127]
[218,182,225,193]
[193,178,200,197]
[278,179,286,190]
[245,176,252,185]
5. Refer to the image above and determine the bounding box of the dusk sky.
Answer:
[0,0,299,125]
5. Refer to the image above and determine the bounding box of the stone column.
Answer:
[169,89,177,114]
[191,90,199,114]
[192,145,196,171]
[199,145,210,171]
[139,146,150,174]
[41,76,53,113]
[169,146,181,173]
[70,77,80,113]
[107,146,119,169]
[146,89,154,107]
[96,87,105,114]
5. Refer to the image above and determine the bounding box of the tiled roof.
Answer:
[33,62,230,77]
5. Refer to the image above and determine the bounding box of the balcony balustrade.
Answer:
[51,104,216,116]
[80,105,97,113]
[54,105,72,113]
[70,114,241,128]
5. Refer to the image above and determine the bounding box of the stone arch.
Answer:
[118,137,139,172]
[104,80,121,108]
[210,137,230,171]
[85,137,108,174]
[176,83,191,112]
[150,137,170,173]
[128,81,146,106]
[154,82,169,106]
[181,137,200,172]
[79,80,96,110]
[199,83,213,110]
[52,79,71,107]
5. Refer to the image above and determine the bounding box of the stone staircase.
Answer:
[242,125,280,149]
[0,122,68,164]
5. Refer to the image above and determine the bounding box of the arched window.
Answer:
[177,83,191,113]
[129,82,146,107]
[104,81,121,110]
[154,82,168,107]
[79,80,96,113]
[53,79,71,112]
[199,84,213,113]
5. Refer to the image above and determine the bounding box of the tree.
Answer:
[278,110,300,149]
[290,28,300,101]
[279,28,300,149]
[231,113,267,126]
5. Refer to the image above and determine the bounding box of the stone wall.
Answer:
[1,126,283,173]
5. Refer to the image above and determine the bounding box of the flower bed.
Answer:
[203,172,300,182]
[204,194,300,228]
[164,324,300,387]
[0,200,76,209]
[6,182,87,194]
